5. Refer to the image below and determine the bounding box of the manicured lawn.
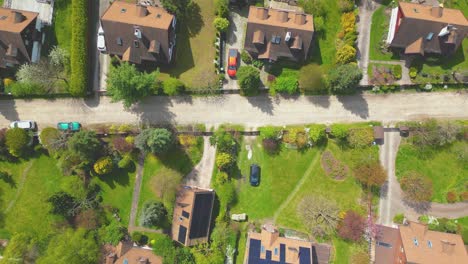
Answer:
[159,0,217,90]
[396,141,468,203]
[369,6,400,61]
[50,0,72,52]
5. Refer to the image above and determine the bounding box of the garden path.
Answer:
[184,136,216,189]
[272,153,320,222]
[5,160,34,213]
[128,153,146,234]
[369,60,412,85]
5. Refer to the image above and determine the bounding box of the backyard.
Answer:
[159,0,218,90]
[369,5,400,61]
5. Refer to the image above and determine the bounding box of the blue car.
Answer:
[249,164,260,186]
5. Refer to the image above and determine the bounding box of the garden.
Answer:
[368,63,402,85]
[395,119,468,203]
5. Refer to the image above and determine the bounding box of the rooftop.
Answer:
[399,2,468,26]
[247,6,314,32]
[0,8,38,33]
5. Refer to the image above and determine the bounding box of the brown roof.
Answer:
[100,1,175,64]
[245,224,331,264]
[244,6,314,61]
[373,126,384,140]
[113,241,162,264]
[399,222,468,264]
[171,186,215,246]
[375,225,406,264]
[0,8,38,68]
[391,3,468,55]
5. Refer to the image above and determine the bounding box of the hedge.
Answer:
[70,0,88,97]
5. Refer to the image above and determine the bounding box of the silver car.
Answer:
[97,24,106,52]
[9,120,37,130]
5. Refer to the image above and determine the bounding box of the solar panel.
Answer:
[299,247,312,264]
[249,239,261,263]
[189,193,214,239]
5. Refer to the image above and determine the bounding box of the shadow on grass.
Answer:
[158,146,195,176]
[98,167,132,189]
[159,24,195,79]
[184,2,204,37]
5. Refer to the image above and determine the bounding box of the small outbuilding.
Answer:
[399,126,409,137]
[373,126,384,144]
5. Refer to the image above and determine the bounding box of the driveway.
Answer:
[184,136,216,188]
[0,92,467,128]
[357,0,377,85]
[91,0,111,92]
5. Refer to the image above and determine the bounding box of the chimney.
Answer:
[294,14,306,25]
[136,4,148,17]
[441,240,456,255]
[10,11,24,24]
[431,6,443,18]
[256,8,268,20]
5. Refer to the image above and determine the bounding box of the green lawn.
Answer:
[396,141,468,203]
[369,6,400,61]
[159,0,217,90]
[50,0,72,52]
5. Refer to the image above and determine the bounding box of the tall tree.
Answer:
[353,161,387,188]
[297,195,339,237]
[139,201,167,227]
[0,233,38,264]
[338,210,365,241]
[106,62,156,108]
[135,128,173,154]
[327,64,362,94]
[47,191,77,219]
[400,171,433,202]
[5,128,31,158]
[237,66,261,95]
[67,130,100,161]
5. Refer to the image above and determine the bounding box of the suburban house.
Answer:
[171,186,215,247]
[100,1,176,64]
[244,6,314,62]
[244,224,331,264]
[386,2,468,56]
[375,221,468,264]
[0,8,39,68]
[105,240,162,264]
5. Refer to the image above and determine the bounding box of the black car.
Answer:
[249,164,260,186]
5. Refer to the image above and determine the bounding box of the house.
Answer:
[375,222,468,264]
[244,224,331,264]
[171,186,215,247]
[100,1,176,64]
[386,2,468,56]
[105,240,162,264]
[0,8,39,68]
[244,6,314,62]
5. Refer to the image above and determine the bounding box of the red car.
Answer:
[227,49,238,77]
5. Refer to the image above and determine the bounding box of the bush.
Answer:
[215,171,229,186]
[259,126,281,140]
[178,134,198,147]
[135,128,173,154]
[296,132,308,149]
[393,213,405,224]
[240,50,252,64]
[314,16,325,33]
[338,0,354,12]
[330,124,349,140]
[213,17,229,32]
[68,131,100,161]
[93,156,114,175]
[214,0,229,18]
[262,138,280,155]
[9,82,47,97]
[3,77,14,87]
[112,136,134,154]
[400,171,433,202]
[338,210,365,241]
[216,152,235,170]
[252,60,264,69]
[299,64,325,94]
[393,65,402,80]
[446,192,458,203]
[271,76,299,95]
[460,192,468,201]
[139,201,167,228]
[335,44,356,64]
[118,154,133,169]
[299,0,326,17]
[327,64,362,94]
[308,124,326,145]
[39,127,61,154]
[132,231,148,246]
[152,234,176,264]
[99,220,126,245]
[409,67,418,78]
[6,128,31,158]
[70,0,88,96]
[347,128,374,148]
[283,128,303,144]
[237,66,261,95]
[162,77,184,95]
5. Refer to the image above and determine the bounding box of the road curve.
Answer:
[0,92,467,128]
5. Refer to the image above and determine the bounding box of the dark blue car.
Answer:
[249,164,260,186]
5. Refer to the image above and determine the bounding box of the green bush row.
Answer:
[70,0,88,97]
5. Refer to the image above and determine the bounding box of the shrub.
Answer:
[178,134,198,147]
[271,76,299,95]
[162,77,185,95]
[340,12,356,35]
[393,213,405,224]
[6,128,31,158]
[347,128,374,148]
[299,0,326,17]
[139,201,167,228]
[409,67,418,78]
[118,154,133,169]
[338,0,354,13]
[314,16,325,33]
[327,64,362,94]
[308,124,326,145]
[400,171,433,202]
[460,192,468,201]
[216,152,235,170]
[135,128,173,154]
[99,220,126,245]
[252,59,264,69]
[240,50,252,64]
[262,138,280,154]
[68,131,100,161]
[259,126,281,140]
[93,156,114,175]
[393,65,402,80]
[215,171,229,186]
[335,44,356,64]
[112,136,134,154]
[39,127,62,154]
[132,232,148,246]
[330,124,349,140]
[210,129,237,154]
[296,132,308,149]
[214,0,229,18]
[299,64,325,94]
[152,234,176,263]
[213,17,229,32]
[446,192,458,203]
[3,77,14,87]
[283,128,302,144]
[70,0,88,96]
[9,82,47,97]
[338,210,365,241]
[237,66,261,95]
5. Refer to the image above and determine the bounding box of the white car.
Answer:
[9,121,37,130]
[97,24,106,52]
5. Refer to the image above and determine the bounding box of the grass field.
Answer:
[396,141,468,203]
[50,0,72,52]
[369,6,400,61]
[159,0,217,89]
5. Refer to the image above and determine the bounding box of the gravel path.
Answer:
[128,154,145,233]
[357,0,377,85]
[184,136,216,188]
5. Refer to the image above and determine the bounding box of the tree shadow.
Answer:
[184,2,204,37]
[157,146,195,176]
[0,172,17,188]
[227,15,238,46]
[131,96,176,126]
[402,199,431,214]
[309,33,323,65]
[98,167,132,189]
[305,95,331,109]
[246,94,274,115]
[336,92,369,119]
[159,25,195,79]
[0,99,19,122]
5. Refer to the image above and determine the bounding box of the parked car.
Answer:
[249,164,260,186]
[97,24,106,52]
[9,121,36,130]
[227,48,238,78]
[57,122,81,132]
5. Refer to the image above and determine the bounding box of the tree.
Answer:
[327,64,362,94]
[335,44,356,64]
[338,210,365,241]
[400,171,433,202]
[330,124,349,140]
[308,124,326,145]
[0,233,38,264]
[214,0,229,18]
[297,195,339,237]
[135,128,173,154]
[259,127,281,140]
[299,0,326,17]
[209,130,237,153]
[131,231,148,245]
[213,17,229,32]
[9,82,48,97]
[67,130,100,161]
[153,234,176,264]
[162,77,185,95]
[106,62,156,108]
[271,76,299,94]
[347,128,374,148]
[47,191,77,219]
[93,156,114,175]
[99,220,127,245]
[150,167,182,205]
[216,152,235,170]
[139,201,167,227]
[112,136,134,154]
[237,66,261,95]
[299,64,325,94]
[0,128,10,160]
[161,0,195,18]
[349,250,370,264]
[5,128,31,158]
[36,229,99,264]
[353,161,387,188]
[39,127,62,154]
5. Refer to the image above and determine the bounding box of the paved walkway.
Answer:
[184,136,216,188]
[357,0,377,85]
[1,92,467,128]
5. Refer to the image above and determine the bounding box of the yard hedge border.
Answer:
[70,0,88,97]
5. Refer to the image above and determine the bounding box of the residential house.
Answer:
[244,224,331,264]
[0,8,39,68]
[100,1,176,64]
[375,222,468,264]
[386,2,468,56]
[244,6,314,62]
[105,240,162,264]
[171,186,215,247]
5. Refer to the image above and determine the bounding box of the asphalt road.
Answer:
[0,92,467,128]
